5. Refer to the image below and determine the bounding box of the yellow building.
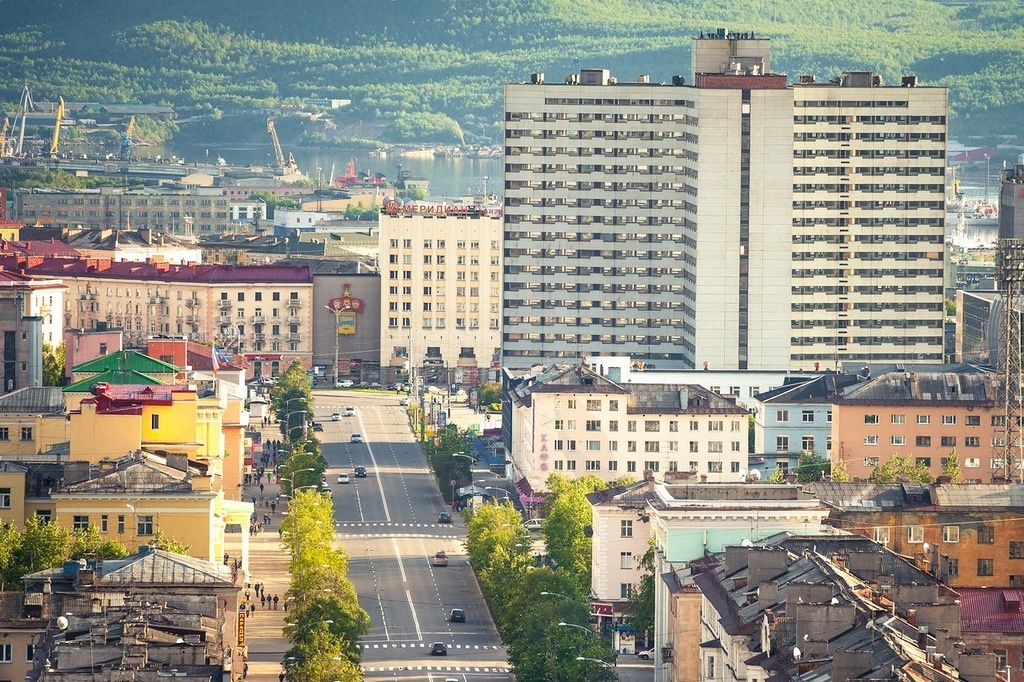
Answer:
[0,461,29,526]
[0,388,68,461]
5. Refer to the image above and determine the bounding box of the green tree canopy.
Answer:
[868,454,934,483]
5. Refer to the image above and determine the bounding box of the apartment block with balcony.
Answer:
[505,364,750,493]
[502,31,947,372]
[378,202,502,387]
[0,254,313,372]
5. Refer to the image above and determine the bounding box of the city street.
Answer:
[314,390,513,680]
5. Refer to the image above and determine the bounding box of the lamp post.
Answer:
[485,486,511,501]
[540,591,574,601]
[324,304,352,385]
[576,656,613,668]
[559,621,594,636]
[281,397,307,442]
[288,467,315,497]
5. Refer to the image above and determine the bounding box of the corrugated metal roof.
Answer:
[959,588,1024,633]
[932,484,1024,507]
[71,350,177,374]
[0,387,65,415]
[838,371,997,404]
[63,369,164,393]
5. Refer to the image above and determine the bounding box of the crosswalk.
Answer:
[358,643,502,650]
[362,666,511,673]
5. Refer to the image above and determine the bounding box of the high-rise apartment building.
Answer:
[502,30,947,371]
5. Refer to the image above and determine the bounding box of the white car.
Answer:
[523,518,545,532]
[637,648,656,660]
[331,412,341,421]
[350,433,364,443]
[399,397,410,406]
[337,473,350,484]
[343,406,356,417]
[336,380,354,388]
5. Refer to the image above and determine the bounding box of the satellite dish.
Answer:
[793,646,802,660]
[214,324,241,352]
[741,538,753,547]
[748,469,762,482]
[57,616,69,630]
[831,597,840,605]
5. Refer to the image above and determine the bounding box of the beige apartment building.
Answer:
[378,201,502,386]
[0,254,313,373]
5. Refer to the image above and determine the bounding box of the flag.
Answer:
[211,346,220,374]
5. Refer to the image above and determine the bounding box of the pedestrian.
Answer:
[279,673,285,682]
[245,590,251,602]
[249,603,255,617]
[271,501,276,513]
[273,595,279,609]
[283,600,288,612]
[261,595,266,608]
[243,663,248,678]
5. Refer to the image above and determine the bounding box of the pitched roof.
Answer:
[23,546,232,585]
[71,350,178,374]
[63,369,165,393]
[0,387,65,415]
[836,370,997,405]
[0,239,80,257]
[57,456,197,494]
[0,254,313,284]
[755,373,864,404]
[959,588,1024,633]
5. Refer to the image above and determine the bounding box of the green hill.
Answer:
[1,0,1021,143]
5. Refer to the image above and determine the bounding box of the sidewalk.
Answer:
[226,431,292,682]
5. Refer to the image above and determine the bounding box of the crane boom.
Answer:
[119,116,136,161]
[14,85,33,157]
[0,118,9,160]
[267,116,286,168]
[49,97,65,157]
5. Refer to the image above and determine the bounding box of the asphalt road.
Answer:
[312,390,513,681]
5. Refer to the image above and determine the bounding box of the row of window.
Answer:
[864,413,988,426]
[0,642,33,663]
[387,238,499,250]
[72,514,155,535]
[555,415,743,432]
[551,458,743,473]
[862,435,988,448]
[876,524,997,545]
[0,427,33,442]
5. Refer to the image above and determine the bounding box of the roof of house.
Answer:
[24,545,231,585]
[63,228,198,251]
[836,370,997,405]
[63,369,165,393]
[0,254,313,284]
[55,452,208,495]
[807,482,1024,510]
[72,350,178,375]
[0,239,80,257]
[958,588,1024,633]
[755,373,864,404]
[0,386,66,415]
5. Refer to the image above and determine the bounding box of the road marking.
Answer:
[358,412,391,523]
[393,538,408,582]
[406,588,423,641]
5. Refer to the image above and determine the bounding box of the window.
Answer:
[26,642,34,661]
[21,426,32,441]
[709,421,723,432]
[942,526,960,543]
[608,420,618,432]
[965,436,980,447]
[1013,576,1024,587]
[585,460,601,470]
[627,420,637,432]
[137,515,154,536]
[644,461,660,472]
[707,656,715,679]
[891,414,906,424]
[978,525,995,544]
[1010,542,1024,559]
[0,427,7,441]
[627,441,637,452]
[873,527,890,546]
[994,650,1008,670]
[645,420,660,432]
[776,410,789,422]
[891,435,906,446]
[0,487,9,508]
[941,436,956,447]
[776,436,789,452]
[117,515,125,534]
[947,558,959,578]
[916,436,931,447]
[586,441,601,452]
[644,441,660,453]
[669,421,679,432]
[585,420,601,432]
[730,461,741,473]
[621,583,634,599]
[907,525,924,543]
[620,520,633,538]
[626,461,636,473]
[567,400,577,409]
[151,414,160,429]
[0,643,10,663]
[864,414,879,424]
[965,457,981,467]
[864,456,879,467]
[73,515,90,530]
[586,399,602,411]
[977,558,994,577]
[608,400,619,411]
[707,461,723,473]
[917,415,931,424]
[864,435,879,445]
[942,415,956,425]
[966,415,981,426]
[100,514,108,533]
[608,460,618,471]
[620,552,633,570]
[802,410,814,423]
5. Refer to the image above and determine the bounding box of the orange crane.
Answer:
[49,97,64,157]
[266,116,298,173]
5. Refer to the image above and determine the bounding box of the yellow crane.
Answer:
[0,117,9,159]
[266,116,298,173]
[49,97,64,157]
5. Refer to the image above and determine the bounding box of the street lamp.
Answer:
[540,591,574,601]
[559,622,594,636]
[288,467,315,495]
[324,304,352,385]
[576,656,613,668]
[485,486,511,501]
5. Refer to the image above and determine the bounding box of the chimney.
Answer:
[724,545,749,575]
[758,581,779,605]
[748,547,788,585]
[831,650,873,682]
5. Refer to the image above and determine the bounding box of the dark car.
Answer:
[448,608,465,623]
[430,642,448,656]
[312,422,324,432]
[437,511,452,524]
[354,466,367,478]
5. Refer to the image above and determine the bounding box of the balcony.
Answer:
[218,316,232,325]
[252,315,266,324]
[286,298,303,308]
[149,296,166,305]
[253,333,266,342]
[287,315,302,324]
[217,300,233,310]
[185,315,201,324]
[185,298,200,308]
[287,333,302,341]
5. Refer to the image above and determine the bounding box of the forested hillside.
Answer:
[0,0,1020,143]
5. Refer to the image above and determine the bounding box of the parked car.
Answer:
[399,397,410,406]
[368,382,382,388]
[336,380,354,388]
[354,466,367,478]
[637,648,656,660]
[343,406,356,417]
[523,518,545,532]
[432,551,448,567]
[430,642,448,656]
[350,433,364,443]
[437,511,452,524]
[312,422,324,432]
[448,608,465,623]
[331,412,341,421]
[338,473,350,484]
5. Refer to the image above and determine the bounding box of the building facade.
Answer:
[502,31,947,372]
[378,201,503,386]
[0,255,313,372]
[0,271,65,393]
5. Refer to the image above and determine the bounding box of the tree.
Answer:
[795,450,830,482]
[148,531,191,554]
[42,342,65,386]
[868,454,934,483]
[543,474,606,596]
[766,465,785,484]
[830,457,850,482]
[477,381,501,407]
[625,542,655,641]
[942,450,962,483]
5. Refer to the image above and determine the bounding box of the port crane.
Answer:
[0,118,9,159]
[266,116,298,173]
[13,85,34,157]
[119,116,136,161]
[48,97,64,157]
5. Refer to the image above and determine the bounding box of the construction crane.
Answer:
[0,117,9,159]
[13,85,33,157]
[266,116,298,173]
[48,97,64,157]
[119,115,136,161]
